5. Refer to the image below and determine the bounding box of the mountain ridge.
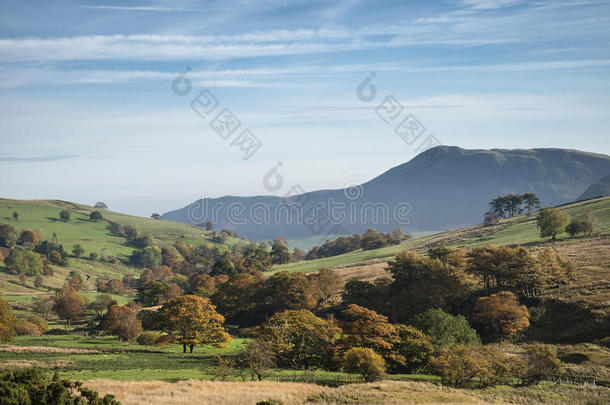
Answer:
[163,146,610,241]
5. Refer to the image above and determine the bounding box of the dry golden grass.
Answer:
[0,359,74,369]
[0,344,101,354]
[85,380,328,405]
[85,379,610,404]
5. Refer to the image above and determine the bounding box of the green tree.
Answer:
[5,250,43,275]
[389,324,434,373]
[157,295,231,353]
[410,308,480,350]
[342,347,385,382]
[89,211,103,221]
[72,244,84,257]
[12,211,18,221]
[522,192,540,214]
[255,309,341,369]
[130,246,162,268]
[59,210,71,222]
[17,229,38,245]
[0,297,18,342]
[536,208,570,240]
[270,238,290,265]
[0,223,17,248]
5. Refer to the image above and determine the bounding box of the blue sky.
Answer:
[1,0,609,216]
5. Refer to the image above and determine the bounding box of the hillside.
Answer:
[0,198,241,294]
[578,174,610,200]
[163,147,610,242]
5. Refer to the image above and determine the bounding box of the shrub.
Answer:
[28,315,49,333]
[520,343,561,385]
[153,334,174,346]
[15,321,42,336]
[137,331,160,346]
[343,347,386,382]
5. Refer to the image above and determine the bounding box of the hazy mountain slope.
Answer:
[163,146,610,241]
[578,174,610,200]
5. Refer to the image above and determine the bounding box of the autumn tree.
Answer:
[255,309,341,369]
[311,268,342,300]
[472,291,530,342]
[157,295,231,353]
[17,229,38,245]
[339,304,398,356]
[87,294,117,317]
[53,285,84,326]
[386,251,471,322]
[66,270,84,290]
[0,297,18,342]
[536,208,570,240]
[101,304,142,342]
[521,343,561,385]
[342,347,385,382]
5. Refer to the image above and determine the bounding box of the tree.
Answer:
[5,250,43,275]
[340,304,398,355]
[89,211,103,222]
[583,211,599,235]
[94,202,108,209]
[157,295,231,353]
[130,246,162,268]
[311,268,341,300]
[0,223,17,248]
[243,244,272,272]
[211,257,237,277]
[522,192,540,214]
[53,285,84,326]
[483,211,499,226]
[34,275,44,289]
[506,193,524,217]
[59,210,71,222]
[101,304,142,342]
[137,280,183,306]
[361,228,388,250]
[386,251,471,321]
[342,347,385,382]
[235,339,277,381]
[489,195,508,219]
[89,252,98,261]
[72,244,84,257]
[536,208,570,240]
[204,221,214,230]
[472,291,530,342]
[0,297,18,342]
[123,224,140,240]
[410,308,480,350]
[255,309,341,369]
[270,239,290,265]
[12,211,18,221]
[87,294,116,317]
[389,324,434,373]
[150,213,161,219]
[17,229,38,245]
[66,270,84,290]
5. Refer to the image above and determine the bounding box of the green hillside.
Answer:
[0,198,242,295]
[274,196,610,274]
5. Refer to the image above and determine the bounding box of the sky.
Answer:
[0,0,609,216]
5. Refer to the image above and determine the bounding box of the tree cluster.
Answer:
[306,228,409,260]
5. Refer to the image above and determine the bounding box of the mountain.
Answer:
[578,174,610,200]
[162,146,610,241]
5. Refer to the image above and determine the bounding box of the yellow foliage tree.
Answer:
[473,291,530,342]
[157,295,231,353]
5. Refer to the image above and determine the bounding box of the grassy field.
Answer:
[273,197,610,275]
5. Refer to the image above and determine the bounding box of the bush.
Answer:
[28,315,49,333]
[343,347,386,382]
[15,321,42,336]
[153,334,174,346]
[429,344,520,388]
[256,401,284,405]
[0,368,121,405]
[137,331,160,346]
[521,343,561,385]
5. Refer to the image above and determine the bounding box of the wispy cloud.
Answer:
[0,154,79,164]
